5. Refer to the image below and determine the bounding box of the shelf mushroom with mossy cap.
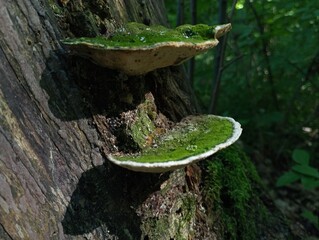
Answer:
[62,22,232,75]
[109,115,242,173]
[107,93,242,173]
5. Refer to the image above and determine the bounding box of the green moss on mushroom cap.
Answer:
[63,22,230,48]
[62,22,231,75]
[108,115,242,172]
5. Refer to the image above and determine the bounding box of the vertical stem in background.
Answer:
[188,0,197,85]
[177,0,185,26]
[209,0,237,113]
[208,0,228,113]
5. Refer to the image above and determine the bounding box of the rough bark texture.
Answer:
[0,0,200,239]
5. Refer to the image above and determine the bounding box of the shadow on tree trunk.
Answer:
[40,50,151,121]
[39,51,175,238]
[62,163,168,238]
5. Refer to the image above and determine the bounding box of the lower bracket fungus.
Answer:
[108,114,242,173]
[62,22,231,75]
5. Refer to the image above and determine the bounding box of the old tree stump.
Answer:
[0,0,300,239]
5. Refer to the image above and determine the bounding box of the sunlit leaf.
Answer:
[301,177,319,190]
[292,149,310,165]
[292,165,319,178]
[276,171,300,187]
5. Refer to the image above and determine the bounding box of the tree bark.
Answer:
[0,0,199,239]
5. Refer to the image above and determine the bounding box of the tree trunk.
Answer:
[0,0,197,239]
[0,0,300,239]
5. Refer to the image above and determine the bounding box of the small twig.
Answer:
[221,54,244,72]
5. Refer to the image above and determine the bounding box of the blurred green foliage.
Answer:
[165,0,319,233]
[276,148,319,229]
[276,149,319,190]
[164,0,319,166]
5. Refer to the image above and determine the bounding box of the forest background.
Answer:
[165,0,319,236]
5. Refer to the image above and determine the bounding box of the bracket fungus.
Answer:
[108,115,242,173]
[62,22,231,75]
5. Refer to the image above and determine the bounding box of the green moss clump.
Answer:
[176,24,216,39]
[62,22,219,48]
[203,145,266,240]
[121,92,158,149]
[117,116,234,163]
[139,170,197,239]
[141,195,196,239]
[128,104,156,149]
[48,0,63,15]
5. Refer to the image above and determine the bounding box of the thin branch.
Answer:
[177,0,185,26]
[209,0,237,113]
[190,0,196,24]
[222,54,244,72]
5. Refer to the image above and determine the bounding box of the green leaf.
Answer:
[302,210,319,229]
[301,177,319,190]
[292,165,319,178]
[276,171,300,187]
[292,149,310,165]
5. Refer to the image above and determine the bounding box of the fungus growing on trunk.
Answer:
[108,114,242,173]
[62,22,231,75]
[62,23,240,172]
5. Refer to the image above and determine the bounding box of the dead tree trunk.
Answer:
[0,0,200,239]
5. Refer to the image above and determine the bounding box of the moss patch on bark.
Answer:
[203,145,268,240]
